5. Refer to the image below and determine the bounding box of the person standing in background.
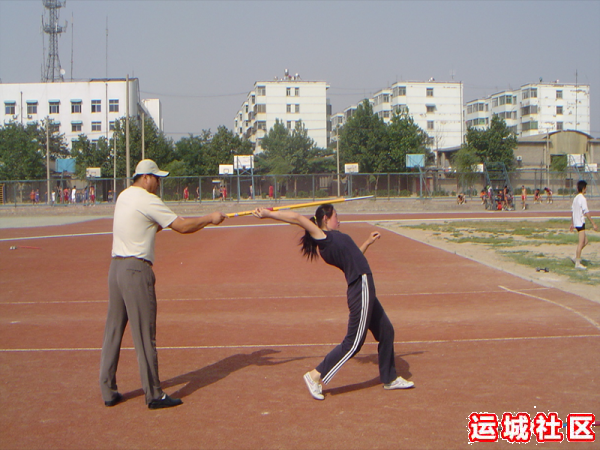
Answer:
[570,180,598,270]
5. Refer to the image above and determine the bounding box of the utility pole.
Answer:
[126,74,130,186]
[141,110,145,160]
[336,126,341,197]
[46,117,51,204]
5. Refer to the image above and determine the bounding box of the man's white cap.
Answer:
[134,159,169,177]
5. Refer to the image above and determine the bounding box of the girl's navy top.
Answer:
[316,230,371,284]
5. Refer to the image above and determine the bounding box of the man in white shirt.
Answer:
[100,159,227,409]
[570,180,597,270]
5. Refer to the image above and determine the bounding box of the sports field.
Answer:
[1,207,598,449]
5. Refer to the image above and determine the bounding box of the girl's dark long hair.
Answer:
[300,204,334,260]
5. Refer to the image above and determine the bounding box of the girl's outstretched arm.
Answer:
[359,231,381,254]
[253,208,326,240]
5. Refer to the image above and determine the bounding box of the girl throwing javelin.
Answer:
[253,204,414,400]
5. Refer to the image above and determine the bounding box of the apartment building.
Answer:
[465,82,590,137]
[234,74,329,152]
[1,78,160,149]
[332,81,464,151]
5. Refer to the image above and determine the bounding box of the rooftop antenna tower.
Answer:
[41,0,67,82]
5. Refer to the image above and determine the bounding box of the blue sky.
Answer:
[1,0,599,139]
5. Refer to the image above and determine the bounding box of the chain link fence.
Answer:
[1,169,598,206]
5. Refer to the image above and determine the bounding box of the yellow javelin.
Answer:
[226,196,374,218]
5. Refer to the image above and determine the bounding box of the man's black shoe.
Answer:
[148,394,183,410]
[104,393,123,407]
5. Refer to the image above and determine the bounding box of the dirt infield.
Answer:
[1,210,599,449]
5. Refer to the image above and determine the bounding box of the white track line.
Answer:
[499,285,600,331]
[0,287,552,306]
[1,334,598,353]
[0,215,570,242]
[0,222,288,242]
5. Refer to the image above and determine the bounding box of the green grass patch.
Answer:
[404,219,599,286]
[501,250,600,285]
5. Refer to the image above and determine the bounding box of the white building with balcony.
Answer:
[332,81,464,151]
[234,74,329,152]
[1,78,160,149]
[464,82,590,137]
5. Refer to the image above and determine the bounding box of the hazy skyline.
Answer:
[1,0,599,141]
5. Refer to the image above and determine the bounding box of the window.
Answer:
[383,111,390,119]
[71,101,82,114]
[556,122,563,131]
[393,86,406,96]
[109,99,119,113]
[256,104,266,113]
[91,121,101,132]
[4,102,15,115]
[556,90,563,99]
[286,104,292,113]
[295,104,300,113]
[71,122,82,132]
[522,121,538,132]
[523,87,537,99]
[286,87,291,96]
[426,105,436,113]
[382,94,390,103]
[255,121,267,131]
[426,88,434,97]
[295,87,300,96]
[251,95,255,105]
[395,105,407,114]
[91,100,101,113]
[427,120,434,130]
[27,102,38,115]
[521,105,538,115]
[492,97,498,107]
[556,106,563,115]
[109,121,115,131]
[287,104,300,113]
[287,121,292,129]
[49,101,60,114]
[256,86,266,96]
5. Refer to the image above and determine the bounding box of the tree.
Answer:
[386,109,430,172]
[463,115,517,169]
[339,100,389,173]
[0,120,68,180]
[452,146,481,192]
[0,122,44,180]
[108,116,176,178]
[173,130,212,175]
[71,134,112,179]
[257,119,294,174]
[205,126,252,175]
